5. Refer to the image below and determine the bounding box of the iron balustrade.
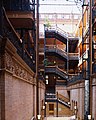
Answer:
[3,0,35,11]
[45,25,73,37]
[45,25,78,40]
[45,93,70,108]
[45,66,68,80]
[45,45,79,60]
[3,7,35,71]
[67,74,83,85]
[46,93,56,99]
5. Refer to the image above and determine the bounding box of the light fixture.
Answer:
[46,79,48,84]
[37,115,41,120]
[43,105,45,110]
[54,76,56,79]
[45,102,47,105]
[74,105,77,110]
[30,55,32,59]
[54,61,56,64]
[45,75,48,79]
[68,102,70,105]
[88,115,91,120]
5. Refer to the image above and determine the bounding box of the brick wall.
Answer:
[0,38,45,120]
[5,72,34,120]
[56,86,69,99]
[0,38,6,120]
[39,81,45,116]
[92,78,96,120]
[68,82,85,120]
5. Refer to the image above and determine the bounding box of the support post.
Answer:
[67,37,69,77]
[36,0,39,119]
[89,0,92,118]
[56,92,58,117]
[0,0,3,36]
[83,0,93,119]
[44,101,47,117]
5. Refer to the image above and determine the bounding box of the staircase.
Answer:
[45,93,70,108]
[45,26,78,45]
[45,45,79,60]
[45,66,68,80]
[45,93,73,117]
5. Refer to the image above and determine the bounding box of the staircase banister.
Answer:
[68,53,79,55]
[56,26,69,37]
[58,94,69,102]
[45,44,56,48]
[56,66,67,74]
[46,66,56,68]
[3,7,22,43]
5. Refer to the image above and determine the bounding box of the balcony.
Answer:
[45,26,79,48]
[45,45,79,60]
[3,8,35,71]
[45,93,70,108]
[45,66,68,80]
[67,74,84,85]
[3,0,35,29]
[6,11,34,29]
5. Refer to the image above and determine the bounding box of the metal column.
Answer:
[82,0,93,119]
[0,0,3,36]
[89,0,93,117]
[44,24,46,118]
[82,1,89,119]
[56,92,58,117]
[67,37,69,77]
[36,0,39,119]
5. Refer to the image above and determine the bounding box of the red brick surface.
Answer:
[5,72,34,120]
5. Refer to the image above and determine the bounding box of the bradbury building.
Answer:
[0,0,96,120]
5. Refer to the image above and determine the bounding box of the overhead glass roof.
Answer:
[38,0,83,36]
[39,0,82,14]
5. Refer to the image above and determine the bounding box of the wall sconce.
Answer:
[45,75,48,79]
[37,115,41,120]
[54,76,56,79]
[54,61,56,64]
[74,105,77,110]
[46,79,48,84]
[43,105,45,110]
[88,115,91,120]
[68,102,70,105]
[46,75,48,84]
[45,102,47,105]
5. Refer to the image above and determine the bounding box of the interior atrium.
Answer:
[0,0,96,120]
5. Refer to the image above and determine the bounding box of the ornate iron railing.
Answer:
[45,45,79,60]
[3,7,35,71]
[67,74,83,85]
[3,0,35,11]
[45,25,78,39]
[45,93,70,108]
[45,66,68,80]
